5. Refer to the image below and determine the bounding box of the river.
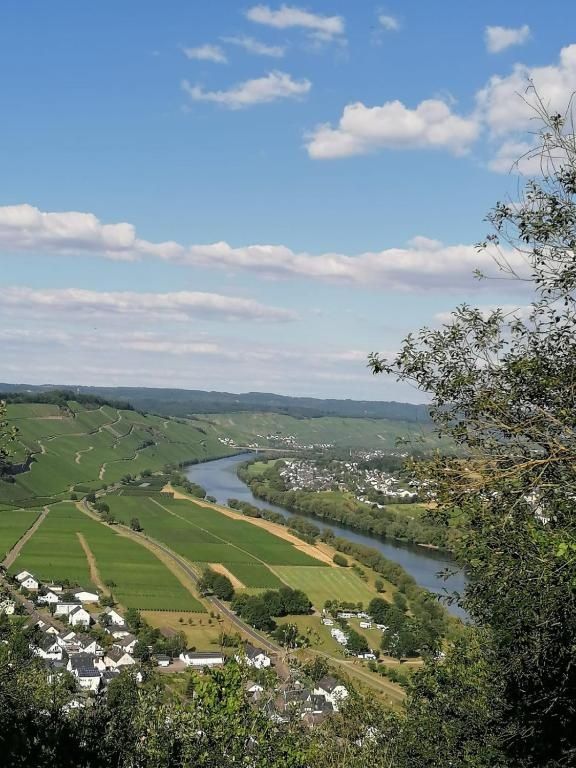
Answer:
[186,453,467,619]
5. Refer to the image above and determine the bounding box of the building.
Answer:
[54,601,83,617]
[33,634,64,661]
[68,606,91,627]
[71,589,99,604]
[154,654,171,667]
[102,607,126,626]
[15,571,39,591]
[179,650,224,668]
[104,647,136,669]
[37,590,60,606]
[235,643,271,670]
[113,633,138,655]
[313,676,349,712]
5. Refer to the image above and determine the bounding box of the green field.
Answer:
[218,562,285,588]
[273,565,377,609]
[106,494,323,569]
[0,509,41,560]
[11,502,203,611]
[1,402,234,507]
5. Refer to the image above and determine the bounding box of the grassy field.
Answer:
[0,509,41,560]
[11,502,204,611]
[273,565,377,609]
[1,402,235,507]
[106,494,322,569]
[142,611,228,648]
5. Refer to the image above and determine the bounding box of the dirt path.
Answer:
[162,485,334,566]
[309,648,405,704]
[3,507,49,568]
[209,563,245,589]
[99,463,107,480]
[76,532,108,595]
[75,446,94,464]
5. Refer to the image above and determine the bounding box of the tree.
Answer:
[370,106,576,765]
[375,578,385,593]
[198,568,235,601]
[130,517,143,532]
[346,628,370,656]
[333,553,348,567]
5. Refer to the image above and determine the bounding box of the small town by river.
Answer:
[186,453,467,619]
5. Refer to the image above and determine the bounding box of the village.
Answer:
[0,567,351,723]
[278,458,419,504]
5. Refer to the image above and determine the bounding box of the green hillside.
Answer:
[201,411,441,450]
[1,400,234,508]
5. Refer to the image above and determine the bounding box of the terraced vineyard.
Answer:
[2,401,234,508]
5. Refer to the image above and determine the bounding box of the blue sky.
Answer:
[1,1,574,400]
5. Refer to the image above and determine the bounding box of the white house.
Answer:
[55,601,83,617]
[321,617,334,626]
[34,635,63,661]
[313,676,349,712]
[154,654,171,667]
[15,570,33,582]
[75,633,104,656]
[113,634,138,655]
[37,590,60,606]
[45,584,63,593]
[359,621,372,629]
[72,589,99,604]
[68,606,91,627]
[235,644,271,670]
[179,650,224,668]
[75,667,101,692]
[103,607,126,626]
[16,574,38,591]
[104,647,135,669]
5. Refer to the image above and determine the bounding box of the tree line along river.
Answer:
[186,453,467,619]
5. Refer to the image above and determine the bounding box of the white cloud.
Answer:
[0,286,296,323]
[183,44,227,63]
[477,43,576,135]
[0,203,525,292]
[245,4,345,42]
[222,35,286,58]
[306,98,480,158]
[485,25,530,54]
[378,14,400,32]
[182,70,311,109]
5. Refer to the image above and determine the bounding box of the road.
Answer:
[80,500,281,655]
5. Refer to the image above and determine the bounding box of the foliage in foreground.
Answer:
[369,106,576,766]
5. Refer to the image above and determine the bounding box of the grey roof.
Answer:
[77,668,100,679]
[37,635,60,652]
[244,643,268,660]
[106,647,129,662]
[69,653,97,670]
[317,675,339,692]
[311,694,333,712]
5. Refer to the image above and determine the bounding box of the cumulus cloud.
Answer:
[245,4,345,43]
[182,70,311,109]
[0,286,296,323]
[477,43,576,135]
[378,14,400,31]
[221,35,286,57]
[306,98,480,158]
[485,24,530,54]
[0,204,525,291]
[183,44,227,63]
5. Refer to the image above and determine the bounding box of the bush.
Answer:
[333,553,348,567]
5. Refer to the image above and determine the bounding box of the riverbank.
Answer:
[185,454,467,619]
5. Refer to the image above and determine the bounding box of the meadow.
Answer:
[11,502,203,611]
[273,565,377,609]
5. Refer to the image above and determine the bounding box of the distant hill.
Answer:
[0,383,430,422]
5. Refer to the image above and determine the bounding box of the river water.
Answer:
[186,453,467,619]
